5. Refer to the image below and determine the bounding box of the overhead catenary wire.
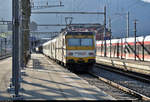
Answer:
[32,0,146,35]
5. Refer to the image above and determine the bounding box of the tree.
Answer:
[21,0,31,66]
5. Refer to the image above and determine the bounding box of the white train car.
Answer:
[96,35,150,61]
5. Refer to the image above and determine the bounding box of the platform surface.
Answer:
[0,58,12,100]
[20,53,116,100]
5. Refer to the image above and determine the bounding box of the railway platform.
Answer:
[96,56,150,76]
[0,58,12,100]
[20,53,116,100]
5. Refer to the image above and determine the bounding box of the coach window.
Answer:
[63,39,65,46]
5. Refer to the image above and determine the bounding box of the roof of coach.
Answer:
[43,38,56,46]
[96,36,146,44]
[144,35,150,41]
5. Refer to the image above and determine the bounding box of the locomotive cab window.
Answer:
[81,38,93,46]
[68,38,93,46]
[68,38,80,46]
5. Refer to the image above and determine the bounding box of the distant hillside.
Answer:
[0,0,150,38]
[104,0,150,37]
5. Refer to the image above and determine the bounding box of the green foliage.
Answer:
[21,0,31,65]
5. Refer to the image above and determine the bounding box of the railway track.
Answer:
[88,64,150,101]
[95,63,150,83]
[44,56,136,100]
[78,73,137,100]
[45,55,150,101]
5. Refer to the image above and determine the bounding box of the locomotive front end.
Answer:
[66,32,96,72]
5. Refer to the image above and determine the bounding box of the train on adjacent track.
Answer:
[37,31,96,72]
[96,35,150,61]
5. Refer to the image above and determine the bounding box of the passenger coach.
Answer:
[96,35,150,61]
[42,31,96,72]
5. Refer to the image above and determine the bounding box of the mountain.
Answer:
[0,0,150,38]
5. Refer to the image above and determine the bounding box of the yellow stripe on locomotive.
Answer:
[66,57,95,63]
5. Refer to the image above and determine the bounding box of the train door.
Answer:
[62,38,64,63]
[101,41,104,56]
[55,41,56,60]
[124,39,128,59]
[120,38,123,59]
[117,42,119,58]
[51,43,52,58]
[53,43,54,59]
[122,41,125,59]
[136,43,141,61]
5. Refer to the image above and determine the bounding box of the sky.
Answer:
[142,0,150,3]
[0,0,150,38]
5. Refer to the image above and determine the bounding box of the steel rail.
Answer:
[88,72,150,101]
[95,63,150,83]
